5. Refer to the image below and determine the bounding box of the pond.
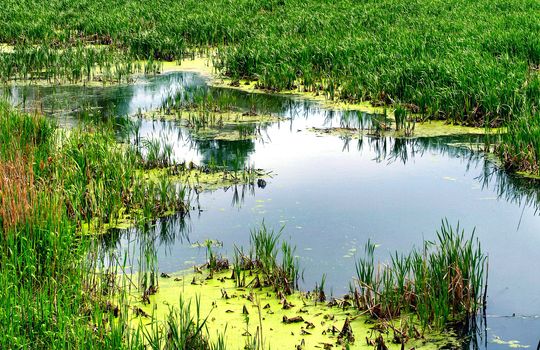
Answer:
[4,72,540,349]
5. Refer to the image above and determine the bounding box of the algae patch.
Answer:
[142,165,271,192]
[141,109,283,141]
[491,336,530,349]
[309,120,501,140]
[127,270,460,350]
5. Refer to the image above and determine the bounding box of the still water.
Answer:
[4,72,540,349]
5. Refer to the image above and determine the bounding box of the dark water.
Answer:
[4,73,540,349]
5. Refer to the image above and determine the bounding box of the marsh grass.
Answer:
[353,220,487,334]
[249,223,299,293]
[394,105,416,136]
[1,0,538,128]
[497,107,540,174]
[0,102,217,349]
[227,222,299,294]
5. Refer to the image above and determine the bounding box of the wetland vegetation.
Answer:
[1,0,539,172]
[1,0,539,349]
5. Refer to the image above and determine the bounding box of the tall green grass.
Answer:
[498,107,540,174]
[1,0,538,125]
[0,102,219,349]
[353,220,487,333]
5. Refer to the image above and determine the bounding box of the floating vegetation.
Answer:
[128,268,463,350]
[309,111,499,140]
[121,221,483,349]
[143,162,271,193]
[139,86,284,141]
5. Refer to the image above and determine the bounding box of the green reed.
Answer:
[497,106,540,174]
[354,220,487,333]
[0,102,217,349]
[227,222,299,294]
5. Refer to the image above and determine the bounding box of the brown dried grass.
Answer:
[0,153,35,235]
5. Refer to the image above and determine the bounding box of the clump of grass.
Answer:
[229,222,299,294]
[249,222,299,294]
[141,138,174,169]
[314,273,327,302]
[394,105,415,136]
[0,102,202,348]
[497,107,540,174]
[141,296,226,350]
[353,220,487,333]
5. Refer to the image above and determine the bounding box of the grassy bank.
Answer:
[0,102,226,348]
[0,0,538,122]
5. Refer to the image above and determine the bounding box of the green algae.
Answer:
[309,120,502,140]
[142,166,271,192]
[126,269,461,350]
[491,336,531,349]
[79,209,134,235]
[141,109,283,141]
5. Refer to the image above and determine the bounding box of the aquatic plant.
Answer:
[227,223,300,294]
[142,297,216,350]
[497,107,540,175]
[353,220,487,333]
[0,102,210,348]
[394,105,415,136]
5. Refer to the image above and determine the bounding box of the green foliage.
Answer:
[0,0,538,125]
[354,220,487,332]
[0,103,209,349]
[498,106,540,174]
